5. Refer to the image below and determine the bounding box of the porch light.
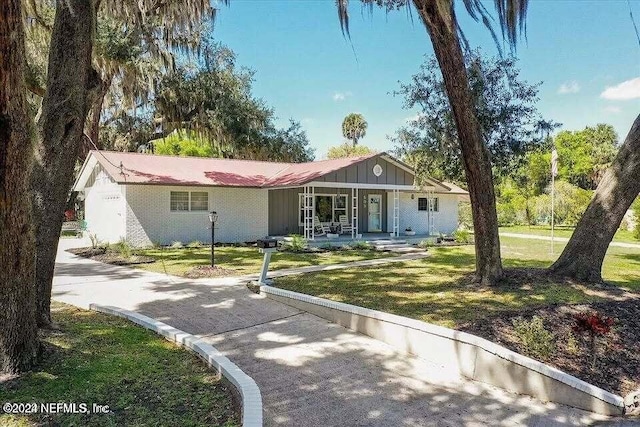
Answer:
[411,194,415,199]
[209,211,218,267]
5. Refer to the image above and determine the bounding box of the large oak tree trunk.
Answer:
[550,115,640,282]
[413,0,502,285]
[0,0,40,373]
[32,0,98,327]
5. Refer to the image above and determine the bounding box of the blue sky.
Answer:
[213,1,640,159]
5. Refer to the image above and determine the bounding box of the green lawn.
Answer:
[0,302,239,427]
[500,225,638,243]
[134,246,394,277]
[273,236,640,328]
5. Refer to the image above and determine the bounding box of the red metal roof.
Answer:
[89,151,382,188]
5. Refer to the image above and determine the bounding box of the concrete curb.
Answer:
[89,304,262,427]
[260,285,625,416]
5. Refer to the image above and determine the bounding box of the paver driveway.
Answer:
[53,239,613,426]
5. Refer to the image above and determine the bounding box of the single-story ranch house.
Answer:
[73,150,469,247]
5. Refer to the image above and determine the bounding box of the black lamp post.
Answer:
[209,211,218,267]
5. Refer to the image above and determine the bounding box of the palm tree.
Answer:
[339,0,640,284]
[342,113,368,146]
[337,0,529,286]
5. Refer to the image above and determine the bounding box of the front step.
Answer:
[368,239,407,245]
[371,239,426,253]
[374,243,411,250]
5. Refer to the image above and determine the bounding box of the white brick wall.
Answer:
[386,192,459,235]
[124,185,269,247]
[84,169,126,243]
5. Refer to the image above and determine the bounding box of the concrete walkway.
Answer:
[53,239,614,426]
[500,232,640,249]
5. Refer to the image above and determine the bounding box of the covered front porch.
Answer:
[267,181,439,241]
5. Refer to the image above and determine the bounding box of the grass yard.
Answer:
[134,246,394,277]
[273,236,640,328]
[500,225,638,243]
[0,302,240,427]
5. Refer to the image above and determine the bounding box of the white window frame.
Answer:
[418,196,438,212]
[298,193,348,226]
[170,191,190,212]
[170,191,209,212]
[189,191,209,211]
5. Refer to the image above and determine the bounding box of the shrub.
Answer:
[284,234,307,252]
[349,241,372,250]
[417,238,436,248]
[512,316,555,360]
[187,241,203,248]
[532,180,592,226]
[113,238,132,259]
[452,229,472,244]
[170,241,184,249]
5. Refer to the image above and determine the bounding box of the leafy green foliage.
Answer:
[452,229,472,244]
[512,316,555,360]
[349,241,373,250]
[112,238,132,259]
[153,131,217,157]
[327,143,375,159]
[553,124,618,190]
[494,124,618,227]
[497,179,592,226]
[152,45,314,162]
[341,113,368,146]
[393,50,553,183]
[284,234,307,252]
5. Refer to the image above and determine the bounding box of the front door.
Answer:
[368,194,382,232]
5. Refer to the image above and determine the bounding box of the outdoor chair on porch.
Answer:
[338,215,353,234]
[314,216,331,236]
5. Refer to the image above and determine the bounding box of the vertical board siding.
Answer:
[315,154,415,186]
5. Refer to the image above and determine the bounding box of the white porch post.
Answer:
[303,185,313,240]
[311,185,315,240]
[428,188,435,235]
[351,187,359,239]
[393,189,400,237]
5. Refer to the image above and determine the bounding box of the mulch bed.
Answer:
[183,265,238,278]
[460,298,640,398]
[67,247,155,266]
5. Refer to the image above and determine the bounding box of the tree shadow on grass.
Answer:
[1,304,240,426]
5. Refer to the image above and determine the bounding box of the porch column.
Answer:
[311,185,315,240]
[303,185,313,240]
[427,187,435,235]
[351,187,358,239]
[392,189,400,237]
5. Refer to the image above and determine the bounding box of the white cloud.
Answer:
[604,105,622,114]
[557,81,580,94]
[332,91,352,102]
[601,77,640,100]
